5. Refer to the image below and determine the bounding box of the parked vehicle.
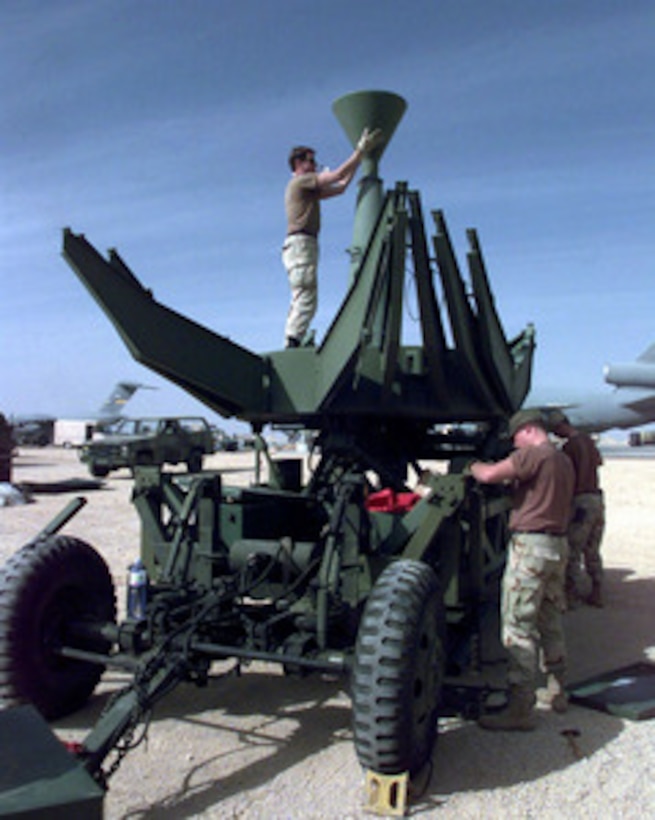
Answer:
[79,416,214,477]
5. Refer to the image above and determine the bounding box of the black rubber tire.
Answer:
[352,559,444,777]
[90,464,110,478]
[0,535,116,720]
[187,449,204,473]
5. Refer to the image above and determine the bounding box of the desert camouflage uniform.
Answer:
[566,492,605,593]
[474,415,574,730]
[502,532,568,689]
[561,429,604,604]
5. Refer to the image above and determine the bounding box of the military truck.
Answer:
[79,415,214,477]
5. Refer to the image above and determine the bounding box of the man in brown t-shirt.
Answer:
[282,127,381,348]
[549,410,605,608]
[470,408,575,730]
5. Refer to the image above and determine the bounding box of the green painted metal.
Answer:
[63,187,532,439]
[0,91,539,806]
[62,90,534,451]
[62,235,266,419]
[332,90,407,277]
[0,705,104,818]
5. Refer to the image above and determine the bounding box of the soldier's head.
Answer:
[507,408,548,447]
[288,146,317,173]
[547,409,573,438]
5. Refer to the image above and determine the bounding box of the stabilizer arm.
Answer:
[62,229,265,420]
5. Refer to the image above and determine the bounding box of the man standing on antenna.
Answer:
[282,127,382,349]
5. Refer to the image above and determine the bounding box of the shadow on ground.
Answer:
[49,567,653,817]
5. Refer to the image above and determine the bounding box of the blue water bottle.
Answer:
[127,558,148,620]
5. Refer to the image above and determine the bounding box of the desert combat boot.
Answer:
[587,579,604,608]
[537,672,568,713]
[478,685,537,732]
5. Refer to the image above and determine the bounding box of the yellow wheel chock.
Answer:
[364,769,409,816]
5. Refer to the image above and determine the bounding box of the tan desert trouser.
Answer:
[282,233,318,343]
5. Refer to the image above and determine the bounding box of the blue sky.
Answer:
[1,1,653,430]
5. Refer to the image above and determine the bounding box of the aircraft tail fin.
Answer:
[637,343,655,362]
[97,381,149,420]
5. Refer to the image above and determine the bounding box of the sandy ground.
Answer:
[1,446,655,819]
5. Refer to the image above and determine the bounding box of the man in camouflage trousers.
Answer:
[548,410,605,608]
[470,409,575,730]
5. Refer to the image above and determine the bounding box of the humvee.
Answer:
[79,416,214,477]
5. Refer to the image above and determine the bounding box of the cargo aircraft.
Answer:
[10,381,146,446]
[528,342,655,433]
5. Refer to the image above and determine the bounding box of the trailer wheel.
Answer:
[0,535,116,720]
[352,559,444,777]
[90,464,110,478]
